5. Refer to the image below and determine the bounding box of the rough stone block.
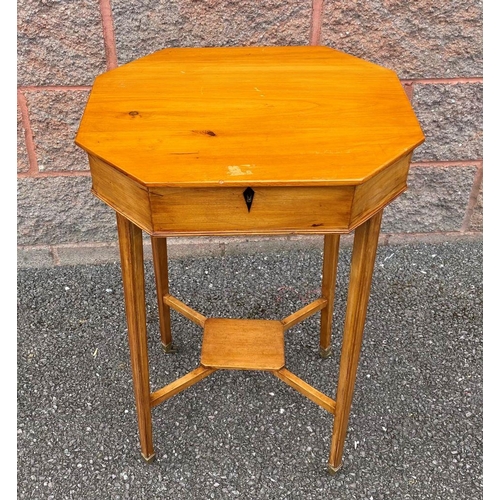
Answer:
[17,0,107,86]
[386,232,481,246]
[25,90,90,172]
[177,0,311,48]
[17,246,54,269]
[113,0,311,65]
[469,180,483,232]
[18,104,29,173]
[17,176,117,246]
[56,243,121,267]
[382,165,476,233]
[321,0,482,79]
[412,83,483,162]
[112,0,181,64]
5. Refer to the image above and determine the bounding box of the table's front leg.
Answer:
[116,213,155,462]
[328,210,383,473]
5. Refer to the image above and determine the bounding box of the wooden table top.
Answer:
[75,46,424,188]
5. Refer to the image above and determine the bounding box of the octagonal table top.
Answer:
[75,45,424,188]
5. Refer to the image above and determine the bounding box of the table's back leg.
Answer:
[319,234,340,358]
[328,210,383,473]
[116,214,155,462]
[151,236,174,352]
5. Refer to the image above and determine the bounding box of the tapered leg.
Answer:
[151,236,174,352]
[116,213,155,462]
[319,234,340,358]
[328,210,383,473]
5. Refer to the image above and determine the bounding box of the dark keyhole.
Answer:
[243,187,255,212]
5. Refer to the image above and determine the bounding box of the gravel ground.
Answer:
[17,239,482,499]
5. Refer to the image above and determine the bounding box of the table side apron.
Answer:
[87,152,412,236]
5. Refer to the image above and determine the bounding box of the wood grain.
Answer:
[151,237,172,348]
[201,318,285,371]
[163,294,207,328]
[320,234,340,356]
[88,154,153,232]
[149,185,353,235]
[273,368,336,414]
[116,213,154,461]
[75,45,424,470]
[349,153,412,229]
[329,210,383,471]
[76,46,424,189]
[281,298,327,331]
[150,366,216,408]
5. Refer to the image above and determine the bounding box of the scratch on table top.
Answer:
[227,165,254,176]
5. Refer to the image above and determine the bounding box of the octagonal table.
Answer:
[75,46,424,473]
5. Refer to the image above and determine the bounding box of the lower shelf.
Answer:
[200,318,285,370]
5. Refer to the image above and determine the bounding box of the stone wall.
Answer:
[17,0,483,267]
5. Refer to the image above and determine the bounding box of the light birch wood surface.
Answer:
[76,46,424,188]
[76,46,424,472]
